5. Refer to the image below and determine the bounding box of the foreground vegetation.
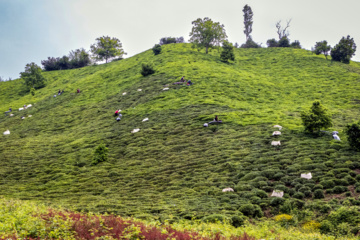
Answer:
[0,198,356,239]
[1,44,360,238]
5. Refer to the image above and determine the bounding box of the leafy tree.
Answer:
[220,40,235,63]
[159,37,184,45]
[278,37,290,47]
[189,17,227,54]
[140,63,155,76]
[345,122,360,151]
[69,48,91,68]
[313,40,331,59]
[242,4,253,41]
[290,40,301,49]
[20,62,46,90]
[267,38,278,47]
[152,44,162,55]
[90,36,126,63]
[331,35,356,64]
[41,57,60,71]
[301,101,332,133]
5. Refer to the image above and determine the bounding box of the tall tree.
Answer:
[189,17,227,54]
[276,19,291,40]
[313,40,331,59]
[69,48,91,68]
[20,63,46,90]
[242,4,253,41]
[90,36,126,63]
[330,35,356,64]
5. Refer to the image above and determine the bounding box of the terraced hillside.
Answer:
[1,43,360,223]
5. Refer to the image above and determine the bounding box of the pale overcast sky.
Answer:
[0,0,359,80]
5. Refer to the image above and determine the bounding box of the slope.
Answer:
[1,43,360,222]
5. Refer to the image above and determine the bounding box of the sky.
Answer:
[0,0,359,80]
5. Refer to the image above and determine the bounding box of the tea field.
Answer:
[1,43,360,237]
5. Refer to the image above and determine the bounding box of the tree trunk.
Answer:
[206,46,209,54]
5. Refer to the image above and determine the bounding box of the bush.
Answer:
[253,189,268,199]
[231,215,245,227]
[159,36,184,45]
[345,122,360,151]
[313,189,325,199]
[319,220,333,234]
[320,204,331,214]
[152,44,162,55]
[140,63,155,76]
[202,214,229,223]
[92,143,108,165]
[290,40,301,49]
[220,41,235,63]
[332,186,347,194]
[240,38,261,48]
[278,37,290,47]
[291,199,305,209]
[270,197,285,207]
[266,38,278,47]
[293,192,305,199]
[330,35,356,64]
[239,204,255,216]
[320,180,335,189]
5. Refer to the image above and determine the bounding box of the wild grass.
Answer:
[1,44,360,237]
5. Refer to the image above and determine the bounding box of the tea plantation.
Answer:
[1,43,360,236]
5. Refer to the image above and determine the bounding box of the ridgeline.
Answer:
[1,43,360,224]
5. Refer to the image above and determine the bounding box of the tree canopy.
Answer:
[346,122,360,151]
[330,35,356,64]
[313,40,331,59]
[20,62,46,90]
[189,17,227,54]
[220,40,235,63]
[301,101,332,133]
[90,36,126,63]
[242,4,253,41]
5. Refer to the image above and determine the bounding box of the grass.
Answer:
[1,43,360,237]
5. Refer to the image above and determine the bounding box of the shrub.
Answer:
[291,199,305,209]
[313,189,325,199]
[152,44,162,55]
[239,204,255,216]
[240,38,261,48]
[332,186,347,194]
[266,38,278,47]
[344,175,356,185]
[319,220,333,234]
[140,63,155,76]
[270,197,285,207]
[330,35,356,64]
[293,192,305,199]
[159,36,184,45]
[279,200,292,214]
[231,215,245,227]
[290,40,301,49]
[220,40,235,63]
[92,143,108,165]
[345,122,360,151]
[253,189,268,199]
[320,204,331,214]
[319,180,335,189]
[202,214,229,223]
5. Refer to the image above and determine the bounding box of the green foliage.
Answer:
[240,38,261,48]
[278,37,290,48]
[90,35,126,63]
[345,122,360,151]
[30,88,35,96]
[239,204,255,216]
[330,35,357,64]
[140,63,155,76]
[220,40,235,63]
[242,4,253,41]
[189,17,227,54]
[313,40,331,59]
[270,197,285,207]
[301,101,332,133]
[20,62,46,90]
[92,143,108,165]
[159,37,184,45]
[231,215,245,227]
[202,214,230,223]
[290,40,301,49]
[313,189,324,199]
[152,44,162,55]
[266,38,278,47]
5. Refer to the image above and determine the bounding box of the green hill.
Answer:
[1,43,360,225]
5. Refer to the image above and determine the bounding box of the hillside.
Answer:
[1,43,360,227]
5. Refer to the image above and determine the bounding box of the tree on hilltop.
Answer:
[276,19,291,40]
[20,62,46,90]
[313,41,331,60]
[90,36,126,63]
[330,35,356,64]
[189,17,227,54]
[242,4,253,41]
[301,101,332,133]
[159,37,184,45]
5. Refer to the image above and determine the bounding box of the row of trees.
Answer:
[42,36,126,71]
